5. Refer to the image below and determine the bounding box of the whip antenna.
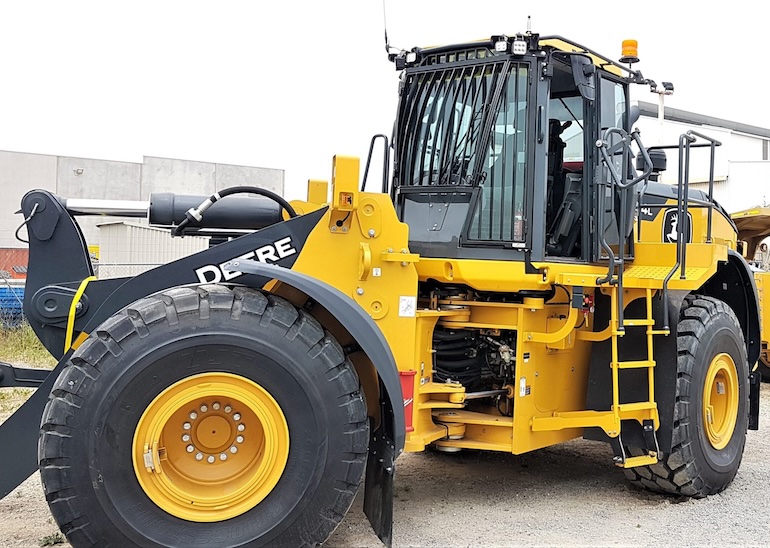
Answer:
[383,0,390,53]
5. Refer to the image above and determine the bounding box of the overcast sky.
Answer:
[1,1,767,200]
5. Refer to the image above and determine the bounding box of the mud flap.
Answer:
[364,427,396,548]
[749,370,760,430]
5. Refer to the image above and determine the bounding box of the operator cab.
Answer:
[390,33,644,265]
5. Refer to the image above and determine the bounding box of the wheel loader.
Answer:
[0,31,762,547]
[731,206,770,379]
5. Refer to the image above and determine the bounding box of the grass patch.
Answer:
[0,322,57,369]
[39,532,66,546]
[0,387,35,414]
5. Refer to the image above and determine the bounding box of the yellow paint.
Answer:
[702,353,739,450]
[756,273,770,368]
[132,372,289,522]
[307,179,328,204]
[276,153,736,463]
[64,276,96,354]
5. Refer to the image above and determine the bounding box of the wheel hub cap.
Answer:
[702,353,739,450]
[132,372,289,521]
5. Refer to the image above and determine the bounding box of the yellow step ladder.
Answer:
[531,288,667,468]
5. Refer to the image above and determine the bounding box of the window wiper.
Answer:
[469,60,512,186]
[438,109,484,185]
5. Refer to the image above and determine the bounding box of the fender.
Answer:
[700,249,761,366]
[228,259,404,547]
[226,259,405,451]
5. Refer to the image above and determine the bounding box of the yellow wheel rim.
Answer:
[132,372,289,522]
[702,353,739,450]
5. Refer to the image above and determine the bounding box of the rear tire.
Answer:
[623,295,749,497]
[39,285,368,547]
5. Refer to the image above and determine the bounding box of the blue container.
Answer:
[0,286,25,327]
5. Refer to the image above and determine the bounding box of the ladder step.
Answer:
[616,402,657,413]
[621,454,659,468]
[622,319,655,327]
[614,360,655,370]
[649,329,671,336]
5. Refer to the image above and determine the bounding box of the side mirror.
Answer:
[570,54,595,101]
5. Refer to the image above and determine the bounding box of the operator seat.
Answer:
[547,119,572,230]
[546,173,582,257]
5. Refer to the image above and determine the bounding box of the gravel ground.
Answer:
[2,384,768,547]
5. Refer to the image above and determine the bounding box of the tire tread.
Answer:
[40,285,368,547]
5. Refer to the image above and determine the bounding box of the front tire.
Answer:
[624,295,749,497]
[39,285,368,547]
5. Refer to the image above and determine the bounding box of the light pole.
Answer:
[649,81,674,144]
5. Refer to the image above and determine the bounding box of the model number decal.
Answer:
[195,236,297,283]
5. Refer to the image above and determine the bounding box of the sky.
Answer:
[1,1,768,200]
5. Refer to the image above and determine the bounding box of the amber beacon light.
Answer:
[619,39,639,64]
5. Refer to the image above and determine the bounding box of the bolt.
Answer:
[230,446,238,453]
[236,435,244,443]
[200,404,208,413]
[183,422,191,430]
[237,424,245,432]
[331,226,337,232]
[233,413,241,421]
[356,287,364,295]
[189,411,197,420]
[224,405,232,413]
[207,455,215,463]
[342,226,348,233]
[186,445,194,453]
[368,228,375,237]
[195,452,203,461]
[182,434,191,442]
[213,402,221,410]
[220,453,228,461]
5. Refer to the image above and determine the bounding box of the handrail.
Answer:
[595,127,653,331]
[660,130,721,330]
[361,134,391,193]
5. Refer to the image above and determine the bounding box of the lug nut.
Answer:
[183,422,191,430]
[224,405,232,413]
[182,434,190,442]
[207,455,215,463]
[186,445,194,453]
[237,424,245,432]
[230,446,238,454]
[236,435,244,443]
[200,404,208,413]
[195,452,203,461]
[233,413,241,421]
[213,402,221,410]
[189,411,197,420]
[220,453,228,461]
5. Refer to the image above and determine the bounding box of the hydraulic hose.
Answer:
[173,186,297,236]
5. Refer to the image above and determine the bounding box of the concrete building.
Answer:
[633,100,770,213]
[0,151,284,270]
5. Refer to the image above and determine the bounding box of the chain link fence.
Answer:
[0,255,164,326]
